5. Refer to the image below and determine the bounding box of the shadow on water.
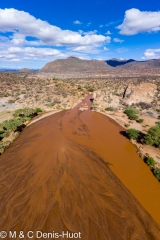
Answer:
[119,130,128,138]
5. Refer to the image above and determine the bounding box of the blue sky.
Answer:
[0,0,160,69]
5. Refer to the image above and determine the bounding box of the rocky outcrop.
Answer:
[93,91,121,109]
[123,83,157,106]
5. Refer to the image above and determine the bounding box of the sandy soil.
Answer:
[0,110,15,123]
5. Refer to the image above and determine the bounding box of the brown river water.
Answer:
[0,95,160,239]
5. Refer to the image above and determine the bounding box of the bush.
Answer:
[0,131,10,138]
[105,107,114,111]
[136,119,144,123]
[145,157,155,167]
[0,118,25,132]
[129,114,138,120]
[156,121,160,127]
[14,108,38,118]
[124,107,139,120]
[35,108,42,113]
[153,168,160,181]
[126,128,139,140]
[88,87,94,92]
[144,125,160,147]
[0,143,5,154]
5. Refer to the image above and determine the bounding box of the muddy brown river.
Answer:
[0,95,160,239]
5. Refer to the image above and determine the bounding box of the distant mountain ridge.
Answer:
[106,58,135,67]
[1,57,159,74]
[18,68,35,73]
[118,59,160,69]
[39,57,160,73]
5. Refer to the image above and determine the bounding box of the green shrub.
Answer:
[0,143,5,154]
[0,118,25,132]
[35,108,42,113]
[105,107,114,111]
[156,121,160,127]
[0,130,4,134]
[153,168,160,181]
[124,107,139,120]
[129,114,138,120]
[136,119,144,123]
[126,128,139,140]
[144,125,160,147]
[88,87,94,92]
[145,157,155,167]
[77,85,82,90]
[0,131,10,138]
[14,108,37,118]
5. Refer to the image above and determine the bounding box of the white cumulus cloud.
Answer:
[142,49,160,59]
[106,30,112,35]
[117,8,160,35]
[0,47,62,62]
[0,8,113,67]
[113,38,124,43]
[73,20,82,25]
[0,8,108,47]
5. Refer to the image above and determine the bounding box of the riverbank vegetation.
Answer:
[0,107,43,154]
[126,122,160,181]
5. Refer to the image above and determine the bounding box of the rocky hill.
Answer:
[39,57,160,74]
[19,68,34,73]
[39,56,112,73]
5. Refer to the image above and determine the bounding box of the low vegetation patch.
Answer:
[125,124,160,181]
[153,168,160,181]
[145,156,155,167]
[0,107,43,154]
[126,128,139,140]
[144,124,160,148]
[136,118,144,123]
[105,107,114,111]
[124,107,139,120]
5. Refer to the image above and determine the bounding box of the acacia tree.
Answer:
[126,128,139,140]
